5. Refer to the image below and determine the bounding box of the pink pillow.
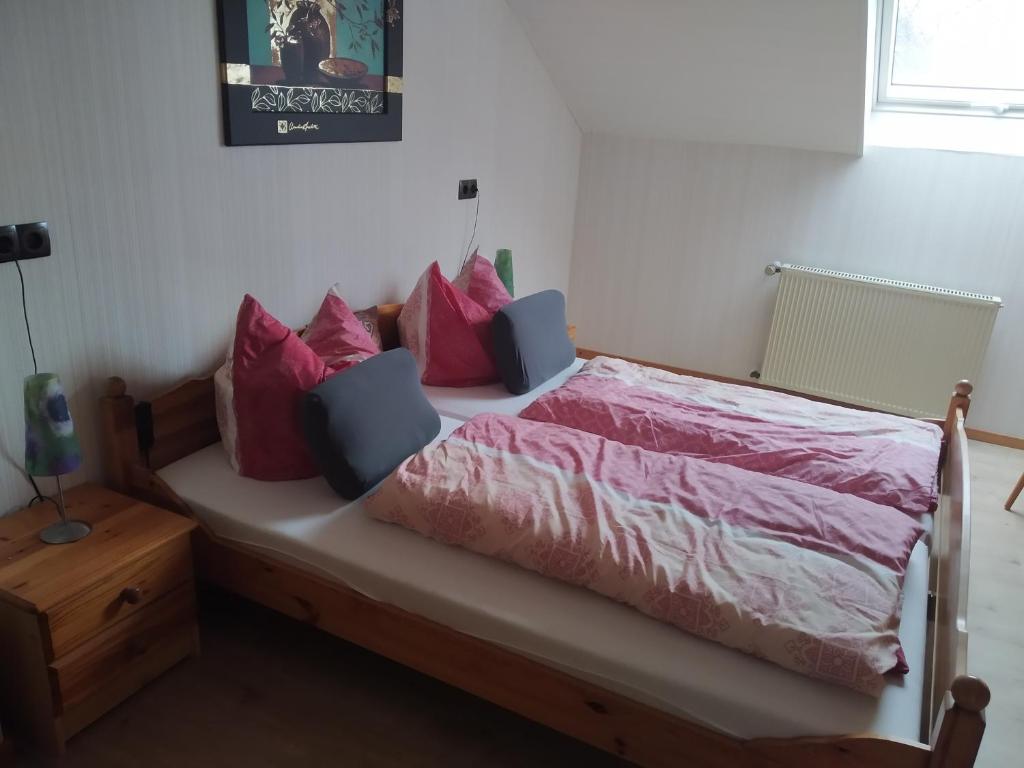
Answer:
[301,284,381,371]
[398,262,498,387]
[215,295,328,480]
[453,251,513,314]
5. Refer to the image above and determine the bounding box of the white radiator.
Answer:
[760,264,1001,418]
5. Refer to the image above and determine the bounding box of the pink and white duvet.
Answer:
[367,414,924,696]
[519,356,943,517]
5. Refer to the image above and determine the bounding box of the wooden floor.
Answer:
[965,441,1024,768]
[17,441,1024,768]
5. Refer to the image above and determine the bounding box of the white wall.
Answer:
[507,0,869,154]
[0,0,581,514]
[569,133,1024,436]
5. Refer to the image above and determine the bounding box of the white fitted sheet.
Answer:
[159,417,929,743]
[421,359,586,420]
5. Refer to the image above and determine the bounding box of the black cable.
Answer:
[25,468,53,507]
[460,189,482,273]
[15,260,38,375]
[14,259,49,506]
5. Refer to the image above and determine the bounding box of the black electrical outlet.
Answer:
[17,222,51,259]
[0,221,50,264]
[458,179,479,200]
[0,225,18,264]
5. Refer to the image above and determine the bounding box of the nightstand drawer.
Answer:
[45,536,193,660]
[49,584,196,714]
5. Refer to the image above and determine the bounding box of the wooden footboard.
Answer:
[928,388,988,766]
[98,327,989,768]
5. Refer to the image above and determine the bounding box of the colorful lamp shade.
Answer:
[24,373,82,477]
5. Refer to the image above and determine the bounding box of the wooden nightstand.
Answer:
[0,484,197,755]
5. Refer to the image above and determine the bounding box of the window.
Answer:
[876,0,1024,116]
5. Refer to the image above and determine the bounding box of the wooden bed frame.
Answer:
[98,304,989,768]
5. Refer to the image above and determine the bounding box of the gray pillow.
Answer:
[301,348,441,500]
[492,290,575,395]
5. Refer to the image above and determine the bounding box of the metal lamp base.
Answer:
[40,519,92,545]
[37,475,90,544]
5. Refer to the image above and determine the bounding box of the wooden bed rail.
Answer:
[930,676,990,767]
[943,381,973,445]
[97,332,990,767]
[929,388,979,752]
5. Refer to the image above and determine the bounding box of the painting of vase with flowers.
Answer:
[218,0,403,145]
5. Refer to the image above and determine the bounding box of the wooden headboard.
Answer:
[375,303,403,352]
[101,303,406,479]
[100,302,588,477]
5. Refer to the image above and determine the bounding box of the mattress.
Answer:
[421,358,585,420]
[159,417,929,743]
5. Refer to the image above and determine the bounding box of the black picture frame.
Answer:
[217,0,403,146]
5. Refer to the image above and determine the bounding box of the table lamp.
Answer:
[24,373,90,544]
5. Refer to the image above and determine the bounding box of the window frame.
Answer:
[875,0,1024,118]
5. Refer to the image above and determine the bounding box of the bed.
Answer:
[98,304,988,768]
[422,358,585,420]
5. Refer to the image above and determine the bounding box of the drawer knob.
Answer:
[120,586,143,604]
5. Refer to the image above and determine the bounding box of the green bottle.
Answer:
[495,248,514,297]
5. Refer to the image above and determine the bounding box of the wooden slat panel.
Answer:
[150,378,217,431]
[147,377,219,470]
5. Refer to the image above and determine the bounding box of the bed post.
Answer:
[944,381,972,444]
[100,376,141,493]
[929,676,990,767]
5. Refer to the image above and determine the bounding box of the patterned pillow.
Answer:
[301,284,381,371]
[353,305,383,350]
[215,295,328,480]
[453,250,513,315]
[398,261,498,387]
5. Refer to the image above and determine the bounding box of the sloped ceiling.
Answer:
[506,0,870,154]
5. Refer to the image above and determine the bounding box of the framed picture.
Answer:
[217,0,403,146]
